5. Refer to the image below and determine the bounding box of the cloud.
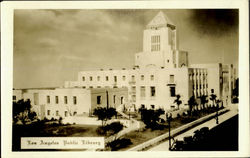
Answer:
[37,38,59,47]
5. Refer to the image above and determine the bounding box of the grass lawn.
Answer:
[12,123,101,151]
[117,107,223,151]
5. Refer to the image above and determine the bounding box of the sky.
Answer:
[14,9,239,89]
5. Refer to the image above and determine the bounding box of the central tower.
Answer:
[135,11,183,69]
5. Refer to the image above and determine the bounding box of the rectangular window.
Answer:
[56,110,59,116]
[89,76,93,81]
[131,75,135,81]
[170,87,176,97]
[73,96,77,105]
[151,35,160,52]
[132,86,136,91]
[150,75,154,81]
[121,96,124,104]
[141,104,145,109]
[82,76,85,81]
[113,95,116,104]
[47,96,50,104]
[141,75,144,81]
[47,110,50,116]
[140,86,146,98]
[106,76,109,81]
[97,96,102,105]
[122,76,126,81]
[65,111,68,117]
[170,75,174,83]
[55,96,59,104]
[114,76,117,82]
[151,86,156,97]
[97,76,100,81]
[64,96,68,104]
[13,95,16,101]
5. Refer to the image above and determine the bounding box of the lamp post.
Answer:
[106,90,109,109]
[216,102,219,124]
[166,113,173,150]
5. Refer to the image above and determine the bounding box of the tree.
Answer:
[188,96,198,115]
[232,78,239,103]
[13,99,37,124]
[105,122,123,138]
[140,108,165,129]
[199,95,208,109]
[93,107,117,126]
[174,94,182,110]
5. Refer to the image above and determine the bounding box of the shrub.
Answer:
[177,113,181,118]
[107,138,132,151]
[96,126,106,135]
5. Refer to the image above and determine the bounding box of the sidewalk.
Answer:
[148,105,238,151]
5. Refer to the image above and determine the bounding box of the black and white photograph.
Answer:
[1,1,249,157]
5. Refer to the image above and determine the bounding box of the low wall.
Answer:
[62,116,102,125]
[127,108,229,151]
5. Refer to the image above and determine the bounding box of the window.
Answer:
[150,75,154,81]
[64,96,68,104]
[13,95,16,101]
[97,76,100,81]
[140,86,146,98]
[73,96,77,105]
[151,35,160,51]
[97,96,102,105]
[113,95,116,104]
[89,86,93,88]
[47,96,50,104]
[170,87,175,97]
[121,96,124,104]
[141,75,144,81]
[65,111,68,117]
[132,86,136,91]
[89,76,93,81]
[170,75,174,83]
[55,96,59,104]
[106,76,109,81]
[82,76,85,81]
[47,110,50,116]
[73,112,77,115]
[122,76,126,81]
[151,86,156,97]
[131,75,135,81]
[56,110,59,116]
[151,105,155,109]
[114,76,117,82]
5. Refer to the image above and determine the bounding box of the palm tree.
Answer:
[210,90,217,107]
[174,94,182,110]
[199,95,208,109]
[188,96,198,115]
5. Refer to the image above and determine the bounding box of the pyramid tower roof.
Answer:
[147,11,175,28]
